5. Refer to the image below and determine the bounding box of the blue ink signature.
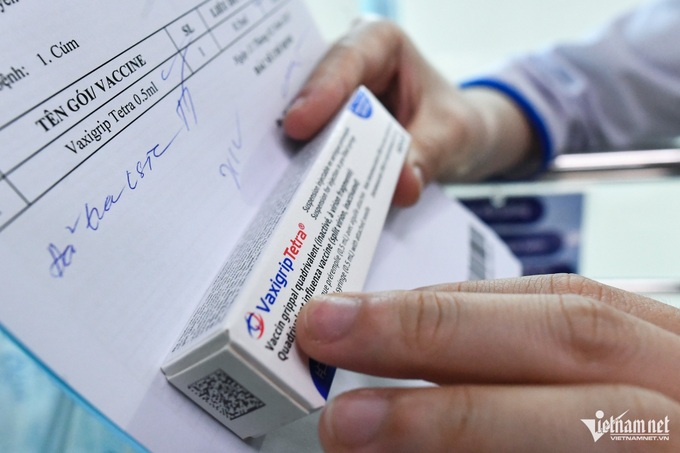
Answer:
[85,188,125,232]
[50,41,199,278]
[48,243,76,278]
[219,112,244,190]
[126,131,182,191]
[162,45,197,130]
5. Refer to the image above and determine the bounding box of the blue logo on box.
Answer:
[349,90,373,119]
[309,359,336,399]
[245,312,265,339]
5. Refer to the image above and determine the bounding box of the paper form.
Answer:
[1,1,329,451]
[0,1,521,451]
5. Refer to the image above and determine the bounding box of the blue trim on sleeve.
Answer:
[0,323,149,452]
[461,78,554,171]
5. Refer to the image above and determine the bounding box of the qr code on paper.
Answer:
[188,369,265,421]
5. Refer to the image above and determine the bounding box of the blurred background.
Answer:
[309,0,680,305]
[309,0,641,79]
[3,1,679,451]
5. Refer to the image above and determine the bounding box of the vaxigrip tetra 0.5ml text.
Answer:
[161,86,410,439]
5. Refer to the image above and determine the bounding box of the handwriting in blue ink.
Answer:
[127,131,181,191]
[162,44,197,130]
[50,37,199,277]
[66,215,80,234]
[219,112,244,190]
[48,243,76,278]
[85,188,124,232]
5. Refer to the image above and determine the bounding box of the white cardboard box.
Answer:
[162,86,410,438]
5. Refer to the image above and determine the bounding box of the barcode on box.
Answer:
[188,369,265,421]
[469,226,489,280]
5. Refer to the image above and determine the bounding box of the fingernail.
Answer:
[303,295,361,343]
[412,164,424,190]
[287,95,306,114]
[324,392,389,447]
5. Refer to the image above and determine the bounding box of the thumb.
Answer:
[391,157,424,207]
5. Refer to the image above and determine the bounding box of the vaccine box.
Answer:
[161,86,410,439]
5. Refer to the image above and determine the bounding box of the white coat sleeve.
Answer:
[462,0,680,167]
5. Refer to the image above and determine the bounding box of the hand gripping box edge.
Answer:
[161,86,411,439]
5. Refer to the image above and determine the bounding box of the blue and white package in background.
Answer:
[162,86,410,439]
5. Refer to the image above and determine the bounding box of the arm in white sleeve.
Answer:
[464,0,680,164]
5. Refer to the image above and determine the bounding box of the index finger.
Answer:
[424,274,680,335]
[296,290,680,399]
[283,19,404,140]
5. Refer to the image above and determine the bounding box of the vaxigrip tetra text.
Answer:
[162,86,410,439]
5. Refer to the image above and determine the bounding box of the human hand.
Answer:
[297,274,680,452]
[284,19,536,206]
